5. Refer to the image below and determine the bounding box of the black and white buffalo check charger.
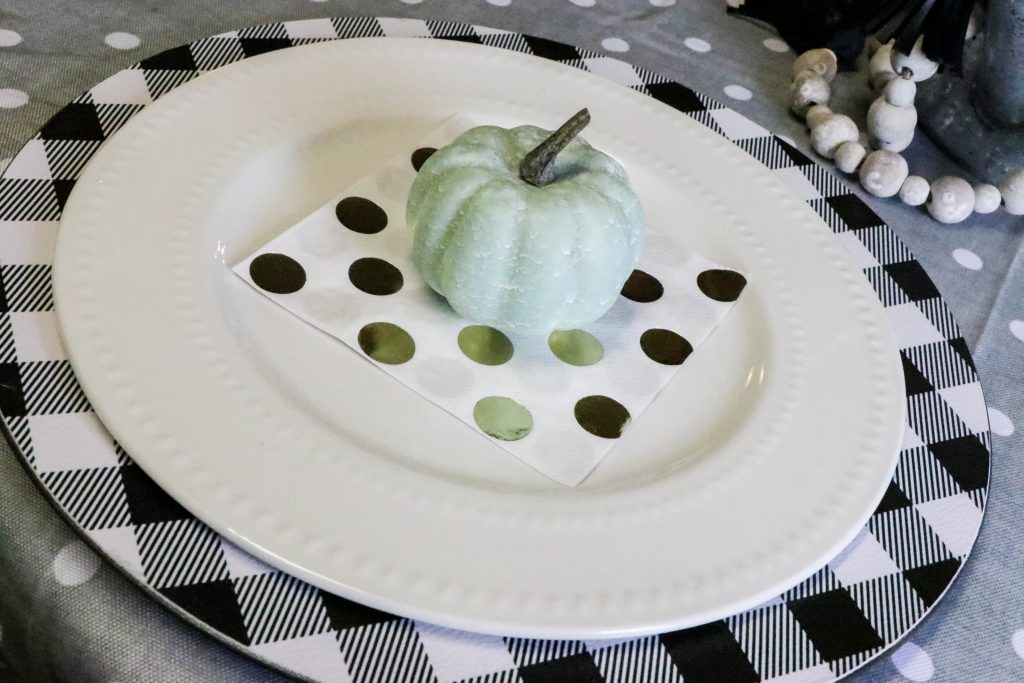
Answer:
[0,17,990,682]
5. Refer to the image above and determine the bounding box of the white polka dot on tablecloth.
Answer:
[104,32,140,50]
[487,0,512,5]
[649,0,676,6]
[601,37,629,52]
[989,407,1015,436]
[569,0,596,6]
[952,248,983,270]
[1012,629,1024,661]
[890,641,934,681]
[763,37,789,52]
[0,89,28,108]
[52,540,100,586]
[399,0,424,4]
[0,29,22,47]
[684,37,711,53]
[1010,319,1024,342]
[724,84,753,100]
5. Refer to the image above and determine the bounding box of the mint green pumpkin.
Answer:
[406,111,645,335]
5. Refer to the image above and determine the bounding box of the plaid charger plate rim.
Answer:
[0,17,991,683]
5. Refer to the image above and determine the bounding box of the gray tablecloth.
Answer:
[0,1,1021,681]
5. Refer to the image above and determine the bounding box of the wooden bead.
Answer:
[791,71,831,117]
[890,35,939,82]
[899,175,930,206]
[998,169,1024,215]
[865,35,884,59]
[859,150,909,197]
[973,183,1002,214]
[835,141,866,173]
[928,176,975,223]
[869,43,896,90]
[884,77,917,107]
[792,48,838,83]
[966,5,982,41]
[867,96,916,153]
[811,114,858,158]
[805,104,832,129]
[872,72,897,95]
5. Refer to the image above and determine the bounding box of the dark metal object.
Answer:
[916,0,1024,182]
[977,0,1024,127]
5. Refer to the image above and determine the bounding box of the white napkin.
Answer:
[233,117,747,486]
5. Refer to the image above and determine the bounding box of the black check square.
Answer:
[39,103,105,141]
[948,337,976,370]
[52,179,75,213]
[787,589,884,661]
[901,352,935,396]
[160,580,251,645]
[875,481,914,514]
[776,135,812,166]
[884,261,942,302]
[523,35,580,61]
[929,435,989,492]
[645,81,706,113]
[660,621,758,683]
[519,653,603,683]
[0,363,27,416]
[825,194,884,230]
[239,38,293,58]
[119,462,191,525]
[139,44,197,70]
[320,591,399,632]
[903,558,961,607]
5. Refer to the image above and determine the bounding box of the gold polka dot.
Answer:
[249,253,306,294]
[574,395,631,439]
[348,257,404,296]
[697,269,747,302]
[411,147,437,172]
[640,328,693,365]
[357,322,415,364]
[548,329,603,366]
[458,325,514,366]
[473,396,533,441]
[336,196,388,234]
[621,269,663,303]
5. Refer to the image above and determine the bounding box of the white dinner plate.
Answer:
[52,38,904,638]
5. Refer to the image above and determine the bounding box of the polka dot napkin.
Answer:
[233,117,747,486]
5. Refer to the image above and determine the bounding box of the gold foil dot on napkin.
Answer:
[473,396,533,441]
[640,328,693,365]
[620,268,664,303]
[697,269,747,302]
[548,329,604,366]
[411,147,437,172]
[335,196,388,234]
[574,395,631,439]
[348,257,404,296]
[458,325,514,366]
[249,253,306,294]
[357,322,415,365]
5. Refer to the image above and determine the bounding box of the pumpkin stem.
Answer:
[519,108,591,187]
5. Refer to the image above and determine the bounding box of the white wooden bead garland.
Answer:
[789,42,1024,224]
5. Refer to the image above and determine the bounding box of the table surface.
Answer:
[0,1,1021,681]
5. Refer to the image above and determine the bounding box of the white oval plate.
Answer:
[53,38,904,639]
